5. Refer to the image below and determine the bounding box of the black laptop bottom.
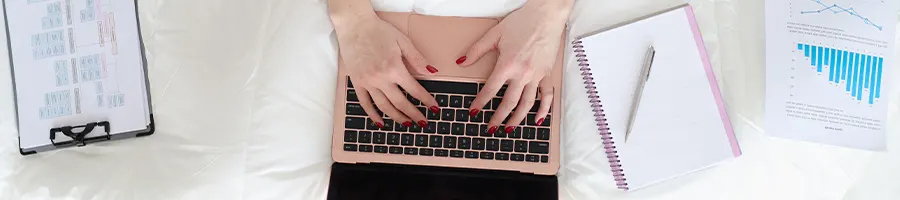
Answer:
[327,163,558,200]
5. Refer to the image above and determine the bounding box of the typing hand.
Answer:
[457,0,572,134]
[334,13,441,129]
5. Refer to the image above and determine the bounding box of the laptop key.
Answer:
[509,127,522,138]
[345,117,366,129]
[429,135,443,147]
[464,96,475,108]
[343,130,358,143]
[427,109,440,120]
[395,122,409,132]
[496,153,510,160]
[374,146,388,153]
[484,111,494,124]
[424,122,437,133]
[444,136,458,148]
[409,94,421,105]
[450,150,465,158]
[540,116,551,127]
[537,128,550,140]
[515,140,528,153]
[523,127,536,139]
[373,132,386,144]
[451,123,465,135]
[500,140,514,152]
[404,148,418,155]
[417,80,479,95]
[358,131,371,143]
[529,141,550,154]
[491,98,502,110]
[389,147,403,154]
[419,148,433,156]
[465,124,479,136]
[480,125,490,137]
[458,137,471,149]
[450,95,463,108]
[541,155,549,163]
[387,133,401,145]
[455,109,469,122]
[347,78,354,88]
[437,122,451,134]
[436,94,449,107]
[365,118,379,130]
[381,119,394,131]
[343,144,358,151]
[345,103,365,116]
[409,123,423,133]
[472,138,485,150]
[480,152,495,160]
[465,151,479,159]
[494,127,507,138]
[359,145,373,152]
[511,154,525,161]
[435,149,449,157]
[530,100,540,113]
[417,107,427,116]
[415,135,428,147]
[441,109,454,121]
[527,114,537,126]
[486,139,500,151]
[497,85,507,97]
[526,155,539,162]
[401,134,414,146]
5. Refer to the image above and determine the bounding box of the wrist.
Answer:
[521,0,574,20]
[328,0,377,31]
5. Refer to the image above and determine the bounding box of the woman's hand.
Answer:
[330,0,441,129]
[457,0,573,134]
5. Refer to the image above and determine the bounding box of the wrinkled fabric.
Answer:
[1,0,898,199]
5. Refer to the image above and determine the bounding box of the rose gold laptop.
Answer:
[328,12,563,199]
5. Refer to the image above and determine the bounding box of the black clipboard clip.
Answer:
[50,121,112,147]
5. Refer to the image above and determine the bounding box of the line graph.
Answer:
[800,0,883,30]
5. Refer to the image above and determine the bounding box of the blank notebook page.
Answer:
[578,7,739,190]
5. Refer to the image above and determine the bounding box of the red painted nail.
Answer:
[375,122,384,129]
[469,109,480,117]
[536,118,545,126]
[418,120,428,127]
[504,126,515,133]
[402,121,413,127]
[456,56,467,64]
[488,126,498,134]
[426,65,438,73]
[429,106,440,114]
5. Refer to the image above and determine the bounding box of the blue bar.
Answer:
[824,48,831,66]
[864,56,871,88]
[858,55,866,101]
[829,49,835,81]
[847,52,854,92]
[812,46,817,66]
[798,43,803,50]
[835,50,843,83]
[805,44,810,57]
[817,47,823,72]
[843,51,849,81]
[869,57,877,104]
[876,57,883,98]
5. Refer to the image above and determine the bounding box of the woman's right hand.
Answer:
[332,10,441,129]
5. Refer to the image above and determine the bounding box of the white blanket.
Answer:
[1,0,898,199]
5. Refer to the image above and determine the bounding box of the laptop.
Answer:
[328,12,564,200]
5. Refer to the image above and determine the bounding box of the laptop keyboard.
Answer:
[343,78,552,163]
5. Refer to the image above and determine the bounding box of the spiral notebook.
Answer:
[571,5,741,191]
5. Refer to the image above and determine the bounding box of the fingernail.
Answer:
[426,65,438,73]
[418,120,428,127]
[504,126,515,133]
[536,118,545,126]
[375,122,384,129]
[402,121,413,127]
[456,56,467,64]
[469,109,480,117]
[430,106,441,113]
[488,126,498,134]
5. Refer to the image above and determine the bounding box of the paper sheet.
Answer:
[764,0,895,150]
[5,0,149,149]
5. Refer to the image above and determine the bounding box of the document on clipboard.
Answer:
[3,0,154,154]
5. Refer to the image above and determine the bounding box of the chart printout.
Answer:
[4,0,150,149]
[765,0,895,150]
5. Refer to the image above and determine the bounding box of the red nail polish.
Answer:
[488,126,498,134]
[418,120,428,127]
[469,109,480,117]
[430,106,441,113]
[536,118,545,126]
[504,126,515,133]
[402,121,413,127]
[456,56,467,64]
[375,122,384,129]
[426,65,438,73]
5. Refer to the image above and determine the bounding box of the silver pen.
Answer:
[624,46,655,142]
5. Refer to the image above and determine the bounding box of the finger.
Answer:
[356,88,385,128]
[506,83,538,132]
[397,35,438,75]
[488,81,526,134]
[468,70,508,117]
[370,89,411,127]
[457,26,501,67]
[534,83,554,126]
[381,85,428,127]
[396,72,441,114]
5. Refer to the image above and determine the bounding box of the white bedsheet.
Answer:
[1,0,898,199]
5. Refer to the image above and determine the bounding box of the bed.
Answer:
[1,0,898,199]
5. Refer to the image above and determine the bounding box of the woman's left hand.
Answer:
[457,0,573,134]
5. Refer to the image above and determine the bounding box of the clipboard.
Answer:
[2,0,155,155]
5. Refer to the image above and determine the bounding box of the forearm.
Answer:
[328,0,376,30]
[522,0,575,21]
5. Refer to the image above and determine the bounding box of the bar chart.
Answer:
[797,43,883,104]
